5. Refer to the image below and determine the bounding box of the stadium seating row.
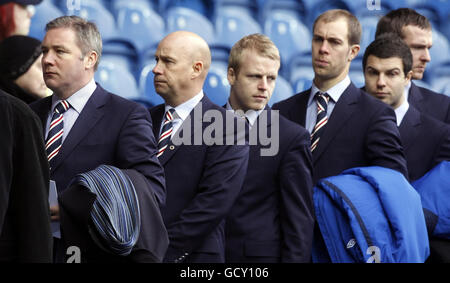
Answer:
[29,0,450,107]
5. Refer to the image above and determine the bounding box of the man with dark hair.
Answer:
[363,34,450,263]
[362,33,450,182]
[376,8,450,124]
[30,16,165,262]
[273,9,408,184]
[224,33,314,263]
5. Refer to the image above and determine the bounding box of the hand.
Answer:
[50,205,60,221]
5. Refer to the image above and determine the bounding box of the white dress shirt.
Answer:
[45,78,97,143]
[306,76,351,133]
[160,90,204,139]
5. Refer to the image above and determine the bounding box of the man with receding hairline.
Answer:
[273,9,408,184]
[149,31,249,263]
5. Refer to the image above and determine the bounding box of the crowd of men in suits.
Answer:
[1,6,450,263]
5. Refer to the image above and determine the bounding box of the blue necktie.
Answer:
[46,100,70,169]
[310,92,330,152]
[157,108,176,158]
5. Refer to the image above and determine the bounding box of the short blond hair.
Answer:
[228,33,280,75]
[313,9,361,45]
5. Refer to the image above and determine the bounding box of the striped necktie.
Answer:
[46,100,70,168]
[310,92,330,152]
[157,108,176,158]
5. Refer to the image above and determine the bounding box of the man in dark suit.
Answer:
[225,34,314,262]
[273,9,408,184]
[30,16,165,262]
[223,34,314,263]
[375,8,450,124]
[363,34,450,263]
[0,89,52,262]
[149,31,249,263]
[362,34,450,182]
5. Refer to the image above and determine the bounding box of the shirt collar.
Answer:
[225,100,264,127]
[164,90,204,121]
[395,89,410,126]
[309,75,351,106]
[404,80,412,101]
[51,78,97,114]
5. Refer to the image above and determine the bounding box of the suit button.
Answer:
[169,145,175,150]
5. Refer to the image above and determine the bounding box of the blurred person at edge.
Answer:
[0,35,50,104]
[0,0,42,41]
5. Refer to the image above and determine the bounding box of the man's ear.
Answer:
[84,51,98,70]
[348,44,360,61]
[191,61,204,79]
[405,70,413,85]
[227,68,236,86]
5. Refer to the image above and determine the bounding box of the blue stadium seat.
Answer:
[288,51,314,85]
[114,1,165,53]
[431,76,450,96]
[269,75,294,106]
[263,10,311,77]
[94,60,150,106]
[349,71,365,88]
[138,62,165,107]
[29,0,64,41]
[164,0,211,19]
[213,0,259,21]
[166,7,215,44]
[61,0,117,40]
[358,16,379,58]
[215,8,262,48]
[428,30,450,72]
[301,0,351,29]
[102,39,140,78]
[203,62,230,106]
[259,0,306,26]
[293,77,313,93]
[343,0,395,18]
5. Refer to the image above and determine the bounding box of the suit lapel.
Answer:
[289,89,309,127]
[408,82,424,111]
[398,106,421,151]
[312,83,360,162]
[51,86,108,172]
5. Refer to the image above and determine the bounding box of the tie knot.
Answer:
[315,92,330,103]
[54,100,70,114]
[165,108,176,122]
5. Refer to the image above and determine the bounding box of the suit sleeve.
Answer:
[116,104,166,205]
[365,105,409,179]
[11,105,53,262]
[279,129,315,262]
[165,143,249,261]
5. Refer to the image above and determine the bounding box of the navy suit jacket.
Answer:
[225,107,315,263]
[399,105,450,181]
[272,83,408,184]
[30,84,166,204]
[150,95,249,263]
[409,82,450,124]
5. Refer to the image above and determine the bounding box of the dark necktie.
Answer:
[46,100,70,169]
[310,92,330,152]
[157,108,176,158]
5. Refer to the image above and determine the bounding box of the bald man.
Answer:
[149,31,249,263]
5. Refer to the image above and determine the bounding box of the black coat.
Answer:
[0,89,52,262]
